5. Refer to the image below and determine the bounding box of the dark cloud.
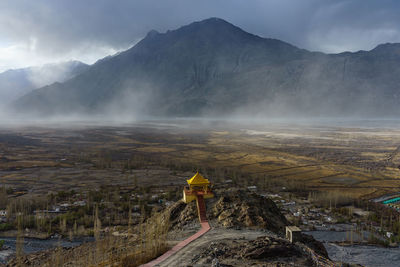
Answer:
[1,0,400,69]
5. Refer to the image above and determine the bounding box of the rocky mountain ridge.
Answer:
[13,18,400,118]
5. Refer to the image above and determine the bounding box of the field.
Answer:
[1,120,400,199]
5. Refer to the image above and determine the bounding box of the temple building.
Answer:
[183,172,214,203]
[183,172,214,222]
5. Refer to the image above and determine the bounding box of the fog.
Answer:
[0,61,87,108]
[0,22,399,127]
[26,62,81,89]
[1,74,400,129]
[2,100,400,130]
[0,2,399,126]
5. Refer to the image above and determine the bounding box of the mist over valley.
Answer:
[2,18,400,122]
[2,2,400,267]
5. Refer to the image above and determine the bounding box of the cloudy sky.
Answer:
[1,0,400,72]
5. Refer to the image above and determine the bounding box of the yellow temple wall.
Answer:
[183,190,214,203]
[183,190,196,203]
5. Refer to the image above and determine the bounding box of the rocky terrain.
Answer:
[13,18,400,118]
[167,188,288,233]
[4,188,356,267]
[156,189,357,267]
[192,235,316,267]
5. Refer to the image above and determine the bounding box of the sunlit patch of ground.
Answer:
[136,147,176,153]
[1,121,400,198]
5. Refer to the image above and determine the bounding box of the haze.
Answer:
[2,3,400,266]
[1,1,400,124]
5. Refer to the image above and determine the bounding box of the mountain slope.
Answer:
[0,61,88,106]
[13,18,400,117]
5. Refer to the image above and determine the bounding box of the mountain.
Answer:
[0,61,88,106]
[12,18,400,118]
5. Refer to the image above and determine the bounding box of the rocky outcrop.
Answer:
[300,233,328,258]
[165,188,288,233]
[194,236,313,266]
[211,189,288,232]
[165,199,197,230]
[240,236,301,259]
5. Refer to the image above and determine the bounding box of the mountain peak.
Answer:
[146,29,160,38]
[15,18,400,118]
[195,17,230,25]
[148,17,262,48]
[372,43,400,53]
[181,17,241,33]
[134,17,258,55]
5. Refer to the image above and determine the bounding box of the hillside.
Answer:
[0,61,88,106]
[13,18,400,118]
[6,188,338,267]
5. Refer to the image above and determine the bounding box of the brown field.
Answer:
[1,120,400,199]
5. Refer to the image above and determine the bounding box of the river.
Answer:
[0,236,93,263]
[306,230,400,267]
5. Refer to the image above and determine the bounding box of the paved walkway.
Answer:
[140,222,210,267]
[140,196,210,267]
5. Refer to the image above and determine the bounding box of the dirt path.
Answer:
[156,227,268,267]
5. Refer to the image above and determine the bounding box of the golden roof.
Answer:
[187,172,210,185]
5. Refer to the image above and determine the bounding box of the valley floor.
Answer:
[1,119,400,198]
[1,119,400,266]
